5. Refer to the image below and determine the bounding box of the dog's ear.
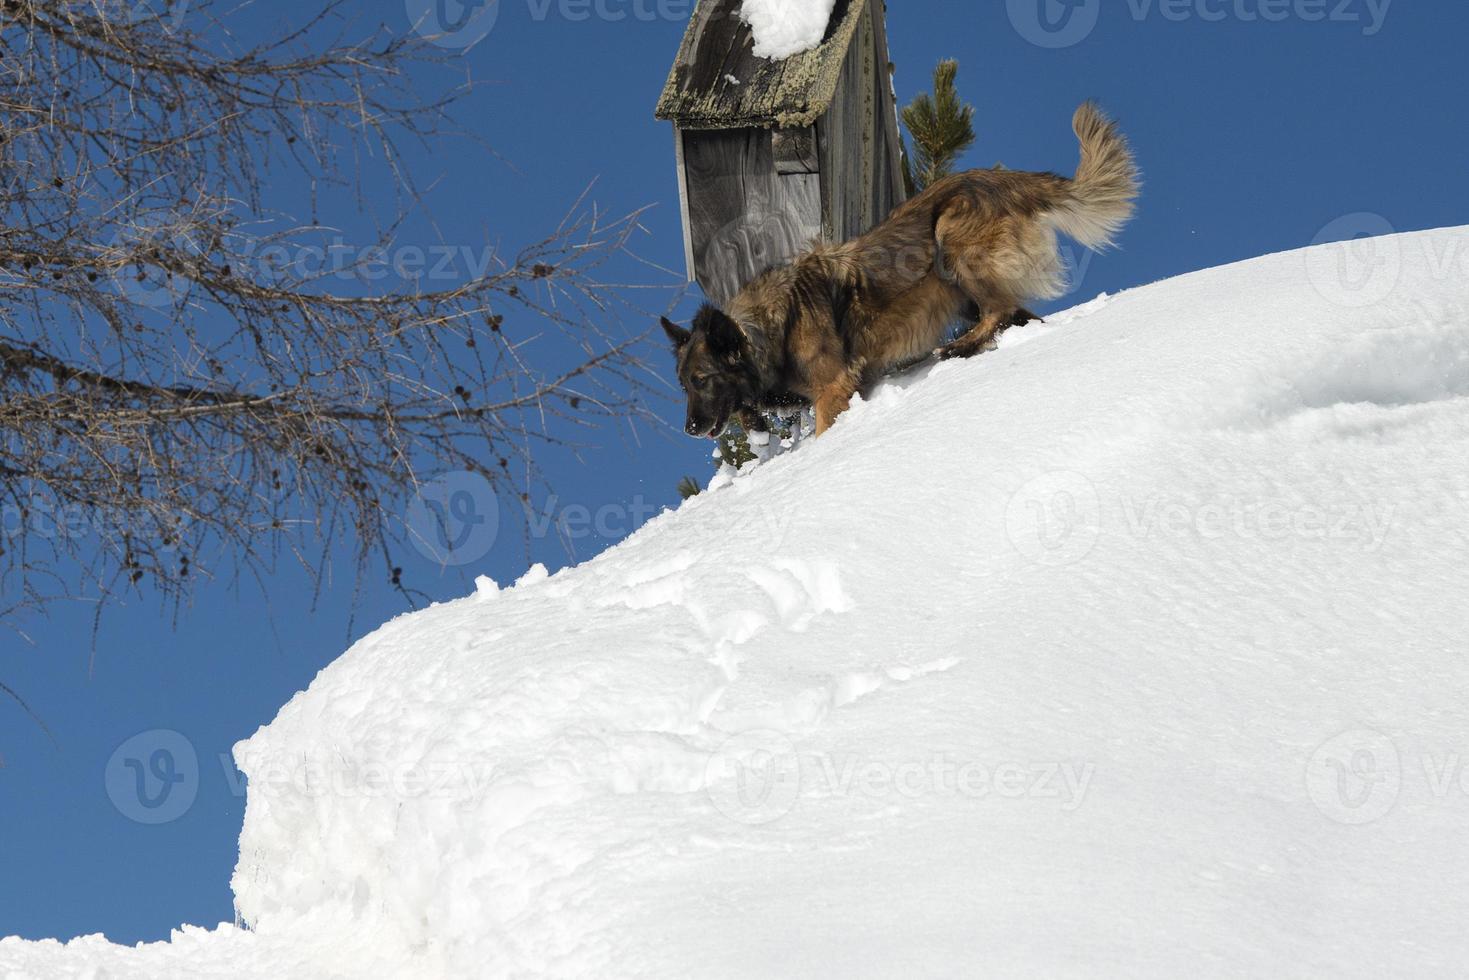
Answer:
[693,303,745,361]
[660,316,692,351]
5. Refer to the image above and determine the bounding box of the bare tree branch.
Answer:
[0,0,667,634]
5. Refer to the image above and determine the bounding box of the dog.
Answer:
[663,101,1138,438]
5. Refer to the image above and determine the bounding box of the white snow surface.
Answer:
[740,0,837,59]
[6,227,1469,977]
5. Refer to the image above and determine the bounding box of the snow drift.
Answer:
[5,226,1469,978]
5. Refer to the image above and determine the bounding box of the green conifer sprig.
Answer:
[901,59,977,193]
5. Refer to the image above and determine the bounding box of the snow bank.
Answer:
[5,227,1469,977]
[741,0,837,59]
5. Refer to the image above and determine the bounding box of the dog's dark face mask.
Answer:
[662,305,756,439]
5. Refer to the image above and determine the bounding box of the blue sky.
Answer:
[2,0,1465,945]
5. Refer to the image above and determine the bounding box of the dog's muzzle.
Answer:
[686,415,728,439]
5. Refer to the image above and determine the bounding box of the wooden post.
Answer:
[657,0,907,305]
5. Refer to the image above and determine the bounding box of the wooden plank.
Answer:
[815,0,906,245]
[773,126,819,175]
[868,0,909,208]
[673,129,696,283]
[683,128,821,305]
[857,4,876,232]
[816,0,867,243]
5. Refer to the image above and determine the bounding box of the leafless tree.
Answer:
[0,0,663,642]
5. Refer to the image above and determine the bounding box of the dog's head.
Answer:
[662,303,759,439]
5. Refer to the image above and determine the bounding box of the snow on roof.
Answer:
[7,226,1469,976]
[741,0,838,59]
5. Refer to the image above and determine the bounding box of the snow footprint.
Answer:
[595,552,697,611]
[830,657,962,708]
[742,559,852,632]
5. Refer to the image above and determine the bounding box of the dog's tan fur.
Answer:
[665,102,1139,438]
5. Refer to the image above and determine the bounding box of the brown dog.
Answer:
[663,102,1139,438]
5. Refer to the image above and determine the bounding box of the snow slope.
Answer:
[5,226,1469,977]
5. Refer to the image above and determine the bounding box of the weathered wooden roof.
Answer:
[655,0,867,130]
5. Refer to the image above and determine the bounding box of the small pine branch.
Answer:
[901,59,977,192]
[716,427,758,470]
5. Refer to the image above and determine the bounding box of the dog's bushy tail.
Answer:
[1050,102,1140,250]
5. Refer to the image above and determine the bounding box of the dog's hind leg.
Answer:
[935,208,1026,360]
[937,310,1010,361]
[938,306,1042,360]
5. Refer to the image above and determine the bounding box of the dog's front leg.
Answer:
[814,384,855,436]
[737,407,770,434]
[810,360,861,436]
